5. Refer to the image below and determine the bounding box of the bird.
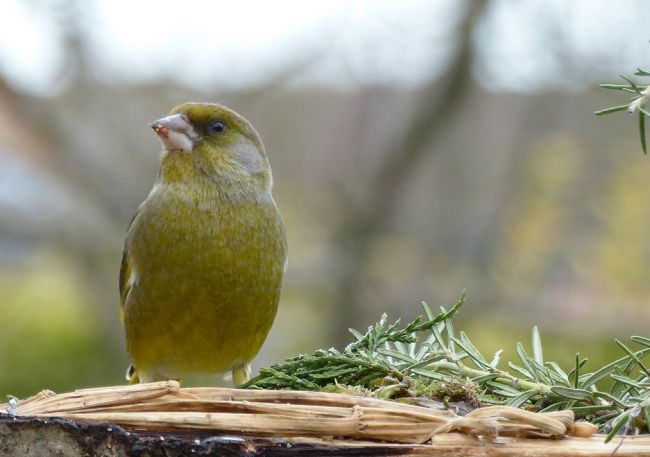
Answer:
[119,102,287,386]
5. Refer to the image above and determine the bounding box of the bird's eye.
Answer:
[209,120,226,133]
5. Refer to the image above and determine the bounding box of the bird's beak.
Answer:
[149,113,198,152]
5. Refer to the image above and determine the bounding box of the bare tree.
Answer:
[329,0,490,342]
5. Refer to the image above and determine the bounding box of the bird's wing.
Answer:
[118,247,131,326]
[119,208,141,326]
[120,248,141,384]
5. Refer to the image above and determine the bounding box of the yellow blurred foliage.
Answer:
[0,251,124,397]
[495,136,582,291]
[588,157,650,298]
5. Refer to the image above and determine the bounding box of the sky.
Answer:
[0,0,649,94]
[1,0,648,235]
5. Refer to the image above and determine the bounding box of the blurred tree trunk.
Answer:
[330,0,490,343]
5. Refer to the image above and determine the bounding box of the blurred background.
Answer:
[1,0,650,398]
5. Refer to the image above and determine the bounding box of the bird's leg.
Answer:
[232,363,251,387]
[125,364,140,384]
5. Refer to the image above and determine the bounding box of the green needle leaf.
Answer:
[639,111,647,154]
[550,386,595,401]
[594,104,631,115]
[545,361,570,385]
[452,332,489,368]
[598,67,649,153]
[531,326,544,365]
[631,336,650,347]
[615,339,650,377]
[377,348,417,364]
[605,411,630,443]
[516,342,538,382]
[619,74,642,94]
[507,389,538,408]
[599,83,639,93]
[348,328,364,341]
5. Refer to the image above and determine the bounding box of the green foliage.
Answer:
[245,294,464,390]
[413,377,481,408]
[596,68,650,153]
[0,254,125,399]
[246,294,650,440]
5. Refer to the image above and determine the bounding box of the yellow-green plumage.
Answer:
[120,103,287,385]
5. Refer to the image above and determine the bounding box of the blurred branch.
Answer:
[331,0,490,341]
[369,2,487,215]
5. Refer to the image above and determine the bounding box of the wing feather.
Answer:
[119,208,141,325]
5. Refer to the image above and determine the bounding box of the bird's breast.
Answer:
[127,186,286,293]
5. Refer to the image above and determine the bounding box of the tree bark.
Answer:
[0,415,417,457]
[3,414,650,456]
[330,0,490,343]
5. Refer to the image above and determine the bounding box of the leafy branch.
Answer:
[596,68,650,153]
[246,295,650,440]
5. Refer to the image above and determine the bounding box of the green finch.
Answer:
[119,102,287,386]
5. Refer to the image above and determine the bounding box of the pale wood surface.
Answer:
[1,382,648,456]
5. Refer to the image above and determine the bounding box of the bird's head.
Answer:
[150,102,272,195]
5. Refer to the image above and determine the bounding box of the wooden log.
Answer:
[2,414,650,456]
[2,383,649,455]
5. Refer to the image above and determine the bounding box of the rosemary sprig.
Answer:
[596,68,650,153]
[245,294,650,439]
